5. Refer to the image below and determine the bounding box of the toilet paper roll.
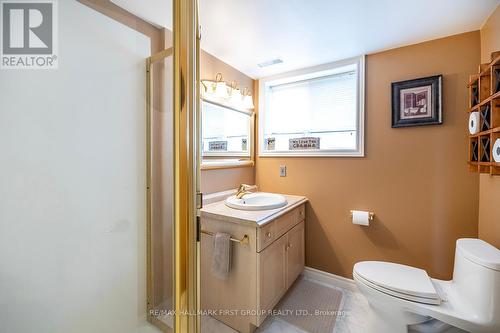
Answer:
[493,139,500,163]
[352,210,371,226]
[469,112,480,134]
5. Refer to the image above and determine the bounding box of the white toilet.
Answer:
[353,238,500,333]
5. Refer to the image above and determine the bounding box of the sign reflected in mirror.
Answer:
[208,141,228,152]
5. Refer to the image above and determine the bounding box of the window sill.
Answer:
[201,159,255,170]
[258,151,364,158]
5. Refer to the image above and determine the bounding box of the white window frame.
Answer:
[258,55,365,157]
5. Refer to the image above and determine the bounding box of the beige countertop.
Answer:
[200,193,308,227]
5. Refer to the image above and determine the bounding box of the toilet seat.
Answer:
[353,261,441,305]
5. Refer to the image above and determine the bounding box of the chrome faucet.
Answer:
[236,184,252,199]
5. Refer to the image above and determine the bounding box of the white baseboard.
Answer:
[302,266,359,292]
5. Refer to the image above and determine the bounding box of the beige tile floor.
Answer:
[201,275,370,333]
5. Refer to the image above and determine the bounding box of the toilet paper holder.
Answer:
[350,210,375,221]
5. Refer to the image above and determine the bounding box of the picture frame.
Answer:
[391,75,442,128]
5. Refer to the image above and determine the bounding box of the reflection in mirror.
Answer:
[202,101,253,161]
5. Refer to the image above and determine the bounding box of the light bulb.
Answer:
[243,94,254,109]
[215,81,228,98]
[230,89,242,105]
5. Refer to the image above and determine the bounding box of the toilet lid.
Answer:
[456,238,500,271]
[353,270,441,305]
[353,261,440,301]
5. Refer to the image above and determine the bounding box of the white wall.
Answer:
[0,1,161,332]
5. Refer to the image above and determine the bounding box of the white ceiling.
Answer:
[111,0,172,28]
[112,0,499,79]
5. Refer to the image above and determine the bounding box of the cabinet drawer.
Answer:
[257,221,275,251]
[295,204,305,223]
[257,204,305,252]
[274,209,296,239]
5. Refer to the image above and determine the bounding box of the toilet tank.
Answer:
[452,238,500,328]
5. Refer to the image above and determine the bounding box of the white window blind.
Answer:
[266,71,356,134]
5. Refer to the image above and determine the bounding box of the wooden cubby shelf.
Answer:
[468,90,500,112]
[468,50,500,175]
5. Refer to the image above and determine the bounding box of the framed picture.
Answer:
[391,75,442,128]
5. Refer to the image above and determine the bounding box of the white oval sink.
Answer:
[225,192,287,211]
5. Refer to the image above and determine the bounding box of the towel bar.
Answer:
[201,230,249,245]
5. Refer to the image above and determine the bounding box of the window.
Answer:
[202,100,253,157]
[259,56,365,156]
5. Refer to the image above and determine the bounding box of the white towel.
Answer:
[211,232,231,280]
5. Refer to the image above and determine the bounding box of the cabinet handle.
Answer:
[266,232,272,238]
[288,242,292,248]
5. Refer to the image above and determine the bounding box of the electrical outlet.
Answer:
[279,165,287,177]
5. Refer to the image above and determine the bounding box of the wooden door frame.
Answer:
[173,0,200,331]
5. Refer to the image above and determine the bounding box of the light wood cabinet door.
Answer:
[286,221,305,288]
[258,234,287,313]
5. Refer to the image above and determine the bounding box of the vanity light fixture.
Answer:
[201,73,254,111]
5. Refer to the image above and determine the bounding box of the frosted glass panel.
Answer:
[149,53,175,330]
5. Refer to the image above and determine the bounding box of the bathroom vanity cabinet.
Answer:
[257,209,305,316]
[200,195,307,333]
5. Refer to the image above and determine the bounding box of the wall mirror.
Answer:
[201,100,255,169]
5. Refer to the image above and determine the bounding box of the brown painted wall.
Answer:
[480,4,500,63]
[201,167,254,194]
[200,51,256,193]
[479,5,500,248]
[255,31,481,279]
